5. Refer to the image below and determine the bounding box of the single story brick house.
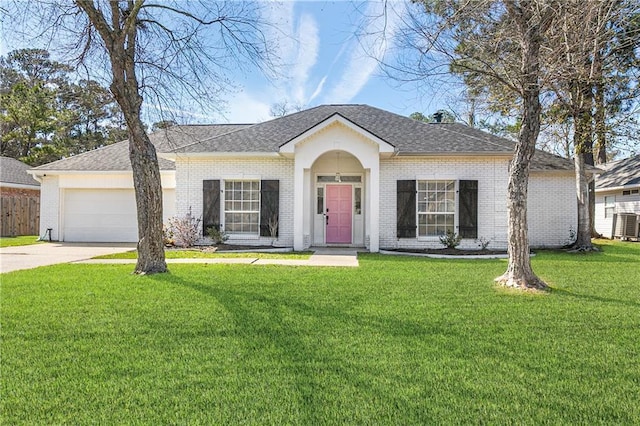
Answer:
[29,104,578,251]
[594,155,640,240]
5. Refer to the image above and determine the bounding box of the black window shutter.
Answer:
[397,180,416,238]
[202,180,220,236]
[459,180,478,238]
[260,180,279,237]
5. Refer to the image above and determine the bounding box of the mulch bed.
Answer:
[383,248,507,256]
[168,245,509,255]
[168,244,278,252]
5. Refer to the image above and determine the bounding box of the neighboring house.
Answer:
[29,104,580,250]
[1,156,41,236]
[594,155,640,240]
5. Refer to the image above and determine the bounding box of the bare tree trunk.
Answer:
[496,118,547,289]
[127,118,167,273]
[591,47,606,237]
[110,44,167,275]
[77,1,167,274]
[572,81,596,250]
[594,64,607,165]
[574,154,591,247]
[495,1,551,291]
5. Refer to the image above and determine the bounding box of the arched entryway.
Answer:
[285,116,394,252]
[311,151,365,246]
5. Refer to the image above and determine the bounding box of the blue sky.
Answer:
[221,1,459,123]
[0,1,461,124]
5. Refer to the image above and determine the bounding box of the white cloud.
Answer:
[258,2,320,107]
[309,75,327,103]
[223,91,272,123]
[323,1,405,104]
[291,13,320,105]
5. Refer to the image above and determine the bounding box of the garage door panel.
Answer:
[64,226,139,242]
[65,213,135,227]
[63,189,138,242]
[63,188,175,243]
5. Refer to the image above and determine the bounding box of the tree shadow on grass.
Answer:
[149,272,461,423]
[550,287,640,309]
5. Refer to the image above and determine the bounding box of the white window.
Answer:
[604,196,615,219]
[224,180,260,234]
[417,180,456,237]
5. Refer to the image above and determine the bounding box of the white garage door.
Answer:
[63,189,138,242]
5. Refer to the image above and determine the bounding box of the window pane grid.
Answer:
[224,180,260,234]
[417,180,455,237]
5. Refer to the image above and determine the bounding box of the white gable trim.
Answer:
[280,114,395,155]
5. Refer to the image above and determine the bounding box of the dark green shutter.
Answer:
[203,180,220,236]
[260,180,279,237]
[459,180,478,238]
[397,180,416,238]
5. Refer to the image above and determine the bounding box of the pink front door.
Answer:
[325,184,352,244]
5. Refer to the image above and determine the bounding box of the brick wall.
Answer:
[179,155,575,250]
[38,176,60,240]
[379,156,510,250]
[378,157,576,250]
[175,156,295,246]
[527,171,577,247]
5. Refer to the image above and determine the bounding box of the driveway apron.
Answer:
[0,243,136,273]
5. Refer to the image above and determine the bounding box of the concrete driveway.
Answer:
[0,242,136,273]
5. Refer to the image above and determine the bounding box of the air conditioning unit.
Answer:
[613,213,640,240]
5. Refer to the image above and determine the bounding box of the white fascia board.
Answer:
[0,182,40,190]
[27,170,176,176]
[595,183,640,193]
[160,152,280,160]
[397,151,512,157]
[279,114,395,155]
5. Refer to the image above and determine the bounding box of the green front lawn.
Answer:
[2,240,639,424]
[0,235,43,248]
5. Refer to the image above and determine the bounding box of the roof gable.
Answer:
[279,113,395,155]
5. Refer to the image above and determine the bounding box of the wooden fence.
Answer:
[1,196,40,237]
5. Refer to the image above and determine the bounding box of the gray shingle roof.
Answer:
[175,104,517,154]
[596,155,640,189]
[173,104,574,171]
[31,124,249,171]
[30,104,575,172]
[1,156,40,186]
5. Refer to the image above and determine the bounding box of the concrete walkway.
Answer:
[0,242,136,273]
[1,244,359,273]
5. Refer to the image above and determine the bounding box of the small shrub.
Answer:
[206,225,229,245]
[268,216,278,240]
[476,236,492,250]
[166,211,201,248]
[566,226,577,246]
[162,225,174,246]
[439,230,462,249]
